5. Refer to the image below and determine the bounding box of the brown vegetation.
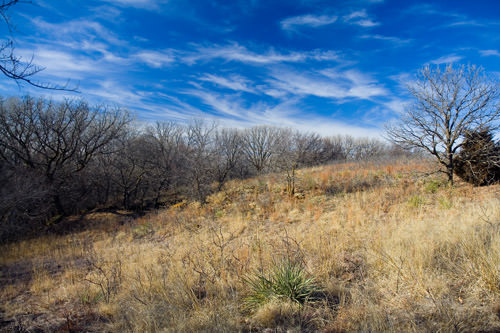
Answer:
[1,159,500,332]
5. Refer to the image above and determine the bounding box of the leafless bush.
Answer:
[83,245,123,304]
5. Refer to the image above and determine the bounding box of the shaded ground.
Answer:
[0,303,109,332]
[0,210,137,332]
[0,256,100,332]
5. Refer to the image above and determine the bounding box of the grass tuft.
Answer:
[244,260,320,309]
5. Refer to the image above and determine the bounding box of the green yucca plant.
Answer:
[244,260,320,309]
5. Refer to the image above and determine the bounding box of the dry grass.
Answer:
[1,159,500,332]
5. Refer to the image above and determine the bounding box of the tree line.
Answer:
[0,96,410,240]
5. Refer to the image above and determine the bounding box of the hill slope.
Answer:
[1,159,500,332]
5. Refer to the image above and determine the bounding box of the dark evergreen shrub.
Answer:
[455,129,500,186]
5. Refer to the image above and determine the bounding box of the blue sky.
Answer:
[1,0,500,137]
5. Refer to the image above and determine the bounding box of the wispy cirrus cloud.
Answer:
[480,49,500,57]
[85,80,152,106]
[184,88,383,137]
[27,16,174,75]
[135,50,175,68]
[382,98,409,115]
[404,3,464,19]
[191,62,388,107]
[446,20,484,27]
[15,47,113,81]
[30,17,126,47]
[280,14,338,31]
[430,54,463,64]
[360,34,411,45]
[129,43,341,68]
[26,17,133,70]
[405,4,495,28]
[199,74,256,93]
[184,89,251,119]
[185,43,340,65]
[267,68,387,100]
[343,9,379,27]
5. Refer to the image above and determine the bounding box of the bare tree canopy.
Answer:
[0,0,77,90]
[386,64,500,184]
[242,126,282,173]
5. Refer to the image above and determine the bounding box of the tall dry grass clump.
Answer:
[1,159,500,332]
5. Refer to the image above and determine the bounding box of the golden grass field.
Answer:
[1,159,500,332]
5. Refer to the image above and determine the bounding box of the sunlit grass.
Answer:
[2,159,500,331]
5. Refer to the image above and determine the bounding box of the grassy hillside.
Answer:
[1,159,500,332]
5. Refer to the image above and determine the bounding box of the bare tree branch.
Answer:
[0,1,79,91]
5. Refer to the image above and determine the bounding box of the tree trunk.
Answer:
[447,153,454,185]
[53,193,66,218]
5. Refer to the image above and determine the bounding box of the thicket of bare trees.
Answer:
[0,96,130,239]
[0,96,410,240]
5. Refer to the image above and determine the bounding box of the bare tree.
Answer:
[321,136,345,161]
[186,120,218,201]
[1,1,77,90]
[213,128,243,191]
[327,135,356,160]
[242,126,281,173]
[107,131,150,209]
[144,121,186,207]
[293,132,325,166]
[272,128,297,195]
[275,130,327,195]
[351,138,386,161]
[386,64,500,184]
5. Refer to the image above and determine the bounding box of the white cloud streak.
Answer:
[185,43,340,64]
[184,89,383,137]
[430,54,463,64]
[446,20,484,27]
[359,34,411,45]
[267,68,387,100]
[30,17,126,47]
[199,74,256,93]
[280,14,338,31]
[343,9,379,27]
[383,98,409,115]
[135,50,175,68]
[480,50,500,57]
[16,48,101,80]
